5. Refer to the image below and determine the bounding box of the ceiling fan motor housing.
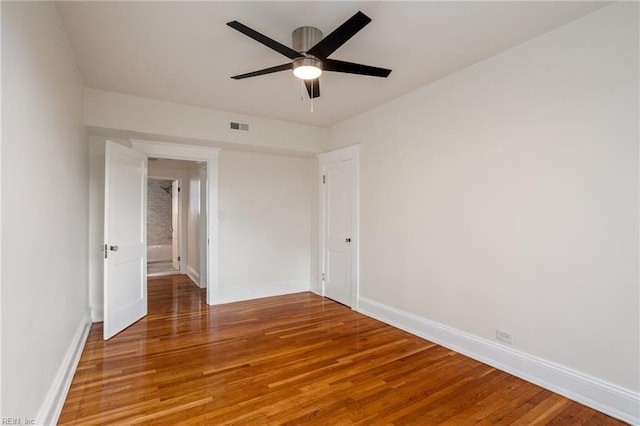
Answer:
[292,26,323,78]
[292,26,323,54]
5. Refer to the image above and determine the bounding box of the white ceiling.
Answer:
[56,1,609,128]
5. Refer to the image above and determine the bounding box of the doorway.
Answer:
[131,140,219,306]
[147,177,180,276]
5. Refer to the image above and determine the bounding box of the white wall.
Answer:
[1,2,89,421]
[329,0,639,417]
[88,136,106,321]
[84,88,327,156]
[0,2,4,415]
[217,151,313,302]
[308,160,320,294]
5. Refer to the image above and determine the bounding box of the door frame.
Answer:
[318,144,360,309]
[146,176,184,274]
[132,140,219,306]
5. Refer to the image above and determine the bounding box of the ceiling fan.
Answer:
[227,11,392,99]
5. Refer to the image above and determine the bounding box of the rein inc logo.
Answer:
[1,419,35,425]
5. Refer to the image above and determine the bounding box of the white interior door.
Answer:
[171,180,180,270]
[104,141,147,340]
[322,160,355,306]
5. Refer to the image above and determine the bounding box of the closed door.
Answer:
[104,141,147,340]
[322,160,355,306]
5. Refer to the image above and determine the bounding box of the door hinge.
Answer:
[322,175,326,184]
[103,243,108,259]
[322,272,326,281]
[178,187,181,192]
[178,256,181,261]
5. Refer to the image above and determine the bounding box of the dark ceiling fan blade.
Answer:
[227,21,302,60]
[304,78,320,98]
[306,11,371,59]
[231,63,293,79]
[323,59,391,77]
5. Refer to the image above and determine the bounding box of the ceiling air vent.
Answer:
[230,121,249,131]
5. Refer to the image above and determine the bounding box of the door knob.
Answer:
[345,238,351,243]
[110,245,119,252]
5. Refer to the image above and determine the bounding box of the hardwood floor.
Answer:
[59,275,625,425]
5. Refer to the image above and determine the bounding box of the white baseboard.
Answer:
[186,265,202,288]
[36,310,92,426]
[147,270,181,278]
[213,280,310,304]
[357,297,640,425]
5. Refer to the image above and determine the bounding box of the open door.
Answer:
[104,141,147,340]
[171,180,180,271]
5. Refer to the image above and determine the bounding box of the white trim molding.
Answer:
[318,144,361,165]
[357,297,640,425]
[36,310,92,426]
[132,140,220,162]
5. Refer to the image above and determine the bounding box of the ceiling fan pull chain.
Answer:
[311,80,314,113]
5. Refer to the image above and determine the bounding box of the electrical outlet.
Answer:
[496,329,513,344]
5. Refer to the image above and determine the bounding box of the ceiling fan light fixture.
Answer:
[293,57,322,80]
